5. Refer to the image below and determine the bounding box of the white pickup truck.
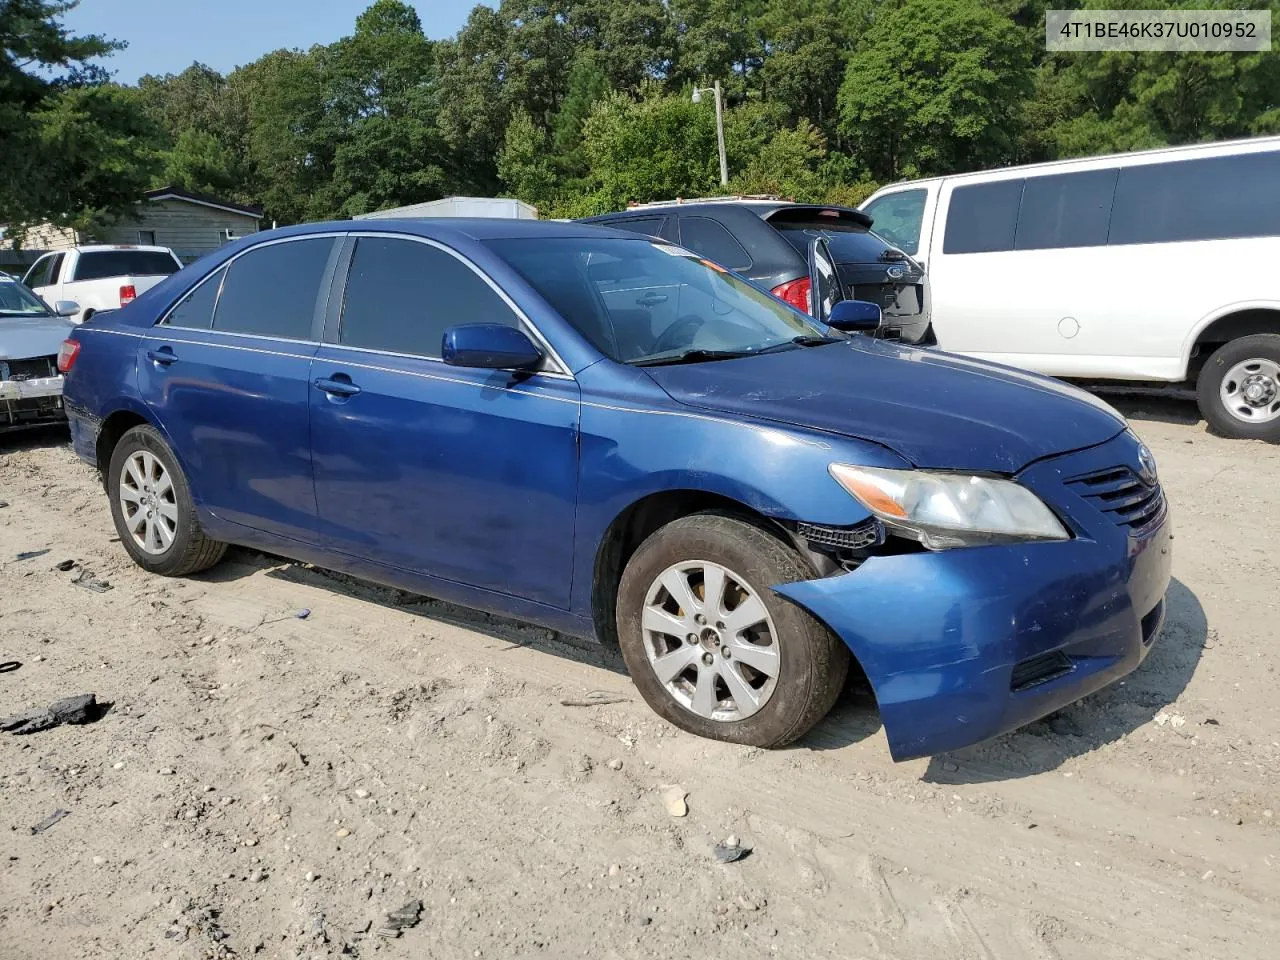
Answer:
[23,245,183,322]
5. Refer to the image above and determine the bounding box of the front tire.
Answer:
[107,424,227,575]
[1196,335,1280,441]
[616,513,849,747]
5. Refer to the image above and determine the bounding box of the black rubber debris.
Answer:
[2,693,103,735]
[714,842,752,864]
[54,559,77,572]
[15,549,50,562]
[377,900,423,938]
[30,809,70,835]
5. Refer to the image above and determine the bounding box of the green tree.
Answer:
[1,0,158,232]
[837,0,1034,179]
[498,109,557,210]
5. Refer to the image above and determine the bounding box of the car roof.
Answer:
[253,217,638,244]
[582,201,872,228]
[74,244,177,254]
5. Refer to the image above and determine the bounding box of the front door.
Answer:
[137,236,340,543]
[309,235,580,609]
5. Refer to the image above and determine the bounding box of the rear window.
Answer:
[72,250,180,281]
[772,222,897,263]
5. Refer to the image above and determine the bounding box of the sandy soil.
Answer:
[2,399,1278,960]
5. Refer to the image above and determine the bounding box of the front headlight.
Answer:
[829,464,1069,550]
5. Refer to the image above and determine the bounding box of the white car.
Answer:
[860,135,1280,440]
[23,245,183,323]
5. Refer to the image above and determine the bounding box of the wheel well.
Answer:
[95,410,149,481]
[1190,309,1280,380]
[590,491,783,647]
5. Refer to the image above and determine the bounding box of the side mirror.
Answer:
[54,300,80,318]
[442,324,543,371]
[827,299,882,334]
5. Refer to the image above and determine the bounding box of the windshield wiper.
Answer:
[632,348,756,367]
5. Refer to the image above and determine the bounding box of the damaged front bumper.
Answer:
[775,437,1174,761]
[0,374,66,430]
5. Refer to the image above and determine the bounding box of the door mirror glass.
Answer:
[442,324,543,371]
[827,299,882,334]
[53,300,80,317]
[807,236,845,320]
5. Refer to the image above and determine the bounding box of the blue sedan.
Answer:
[59,219,1171,759]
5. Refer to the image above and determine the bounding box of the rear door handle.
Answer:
[314,376,361,398]
[146,347,178,365]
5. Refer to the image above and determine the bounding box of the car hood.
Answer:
[644,338,1126,473]
[0,314,73,362]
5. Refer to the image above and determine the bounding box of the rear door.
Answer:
[309,234,580,608]
[138,235,342,543]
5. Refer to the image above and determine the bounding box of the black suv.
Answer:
[580,199,931,342]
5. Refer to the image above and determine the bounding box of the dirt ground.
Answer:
[2,398,1278,960]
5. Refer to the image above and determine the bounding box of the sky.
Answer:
[59,0,488,84]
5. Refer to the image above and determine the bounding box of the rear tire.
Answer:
[1196,335,1280,441]
[107,424,227,576]
[616,513,849,747]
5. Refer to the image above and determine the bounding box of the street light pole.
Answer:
[692,81,729,187]
[712,80,728,187]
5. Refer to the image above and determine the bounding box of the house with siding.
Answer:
[2,187,264,270]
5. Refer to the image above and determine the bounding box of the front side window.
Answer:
[212,238,334,339]
[942,180,1023,255]
[489,237,824,364]
[164,268,225,330]
[72,250,181,281]
[23,254,61,289]
[862,189,927,255]
[0,277,55,317]
[338,237,520,357]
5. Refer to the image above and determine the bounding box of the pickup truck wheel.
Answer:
[107,425,227,575]
[1197,335,1280,441]
[616,513,849,747]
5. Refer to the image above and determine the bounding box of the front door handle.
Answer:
[314,376,361,398]
[636,293,669,307]
[146,347,178,366]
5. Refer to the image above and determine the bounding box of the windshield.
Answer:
[0,278,54,317]
[488,237,826,364]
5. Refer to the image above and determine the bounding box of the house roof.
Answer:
[143,187,264,220]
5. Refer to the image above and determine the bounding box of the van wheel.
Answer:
[107,424,227,575]
[1197,335,1280,441]
[615,513,849,747]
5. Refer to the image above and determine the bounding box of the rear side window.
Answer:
[164,268,225,330]
[72,250,180,281]
[1109,151,1280,245]
[602,216,668,239]
[678,216,752,270]
[338,237,519,358]
[1015,169,1118,250]
[861,189,927,255]
[943,180,1023,254]
[213,238,334,339]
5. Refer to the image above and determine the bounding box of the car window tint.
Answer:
[164,268,225,330]
[942,180,1023,254]
[72,250,181,281]
[213,238,333,339]
[339,237,519,357]
[1110,151,1280,245]
[1014,169,1118,250]
[772,223,894,262]
[602,216,668,239]
[861,189,927,255]
[25,254,62,288]
[678,216,752,270]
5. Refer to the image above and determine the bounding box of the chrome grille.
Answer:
[1066,466,1165,531]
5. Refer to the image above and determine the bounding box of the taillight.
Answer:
[119,284,137,306]
[771,276,812,315]
[57,339,80,374]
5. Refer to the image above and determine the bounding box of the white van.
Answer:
[860,135,1280,440]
